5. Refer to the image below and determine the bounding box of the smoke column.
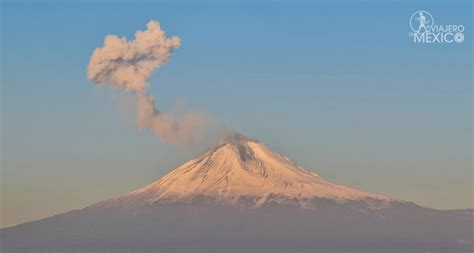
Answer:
[87,20,210,144]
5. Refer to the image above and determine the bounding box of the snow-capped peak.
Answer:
[107,133,391,208]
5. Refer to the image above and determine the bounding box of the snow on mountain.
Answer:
[97,133,393,209]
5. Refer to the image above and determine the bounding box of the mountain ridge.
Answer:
[93,133,395,209]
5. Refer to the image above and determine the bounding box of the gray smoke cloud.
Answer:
[88,20,210,144]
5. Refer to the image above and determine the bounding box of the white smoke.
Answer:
[88,20,210,144]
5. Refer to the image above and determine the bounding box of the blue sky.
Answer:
[1,0,472,227]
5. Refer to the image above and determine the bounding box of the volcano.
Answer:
[97,133,392,209]
[1,134,473,253]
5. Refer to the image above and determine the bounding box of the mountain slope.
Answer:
[1,133,473,253]
[95,133,392,209]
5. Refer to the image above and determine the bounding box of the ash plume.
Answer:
[87,20,210,144]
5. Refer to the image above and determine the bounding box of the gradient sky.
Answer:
[1,0,472,228]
